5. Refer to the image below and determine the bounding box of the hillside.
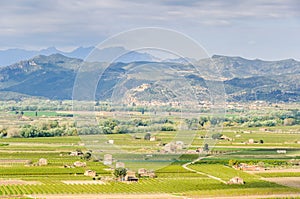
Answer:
[0,54,299,102]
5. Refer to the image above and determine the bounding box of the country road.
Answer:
[182,156,227,184]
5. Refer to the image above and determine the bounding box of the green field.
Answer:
[0,101,299,198]
[0,133,299,198]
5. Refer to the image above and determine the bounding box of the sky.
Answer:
[0,0,300,60]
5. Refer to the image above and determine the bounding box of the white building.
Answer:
[104,154,113,165]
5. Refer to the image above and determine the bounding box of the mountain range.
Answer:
[0,52,299,103]
[0,46,158,67]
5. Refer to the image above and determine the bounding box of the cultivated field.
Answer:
[0,101,299,198]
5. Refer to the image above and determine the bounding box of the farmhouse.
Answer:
[73,161,86,167]
[163,141,185,153]
[108,140,114,144]
[84,170,97,177]
[125,170,138,182]
[196,148,204,153]
[116,162,125,168]
[150,136,156,141]
[138,168,156,178]
[248,139,254,144]
[236,163,265,171]
[70,151,83,156]
[163,142,176,153]
[228,177,244,184]
[38,158,48,166]
[104,154,113,165]
[220,135,232,141]
[276,150,287,154]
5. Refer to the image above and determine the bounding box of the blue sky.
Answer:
[0,0,299,60]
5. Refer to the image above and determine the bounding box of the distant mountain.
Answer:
[0,46,93,67]
[208,55,300,78]
[87,46,156,63]
[0,53,299,102]
[0,46,158,67]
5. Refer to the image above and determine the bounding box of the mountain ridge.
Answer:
[0,53,299,102]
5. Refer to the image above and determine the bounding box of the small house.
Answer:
[196,148,204,153]
[236,163,264,171]
[70,151,83,156]
[104,154,113,165]
[84,170,97,177]
[108,140,114,144]
[276,150,287,154]
[138,168,156,178]
[138,168,147,176]
[116,162,125,168]
[73,161,86,167]
[38,158,48,166]
[125,170,138,182]
[220,135,232,141]
[228,177,244,184]
[175,141,184,150]
[150,136,156,142]
[164,143,177,153]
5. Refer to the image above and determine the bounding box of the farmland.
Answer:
[0,100,299,198]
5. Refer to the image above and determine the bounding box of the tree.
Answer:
[199,117,208,127]
[82,151,92,160]
[259,139,264,144]
[203,143,209,152]
[144,132,151,140]
[113,167,127,181]
[228,159,239,167]
[0,128,7,138]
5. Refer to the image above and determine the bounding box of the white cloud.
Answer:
[0,0,299,60]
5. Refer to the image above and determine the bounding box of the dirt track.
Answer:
[27,193,300,199]
[27,194,183,199]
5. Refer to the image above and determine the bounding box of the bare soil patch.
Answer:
[0,159,28,164]
[28,194,182,199]
[247,168,300,173]
[61,180,105,185]
[263,177,300,188]
[0,179,41,185]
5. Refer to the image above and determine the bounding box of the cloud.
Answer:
[0,0,299,60]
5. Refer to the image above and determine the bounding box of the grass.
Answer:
[184,187,299,198]
[188,164,261,182]
[257,172,300,178]
[0,122,300,197]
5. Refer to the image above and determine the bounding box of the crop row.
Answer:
[1,174,290,196]
[0,178,225,195]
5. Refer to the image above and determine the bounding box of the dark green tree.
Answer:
[113,167,127,181]
[203,143,209,152]
[144,132,151,140]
